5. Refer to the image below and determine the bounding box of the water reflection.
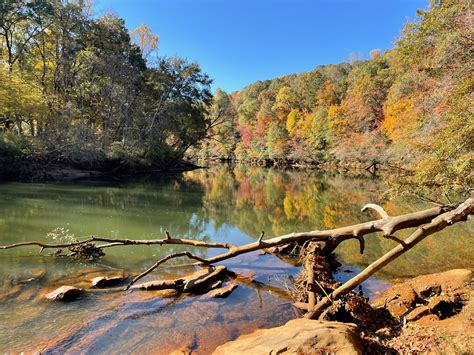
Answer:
[183,164,473,278]
[0,164,472,352]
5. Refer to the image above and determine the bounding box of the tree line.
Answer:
[199,0,472,194]
[0,0,212,178]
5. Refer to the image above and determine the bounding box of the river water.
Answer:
[0,164,472,352]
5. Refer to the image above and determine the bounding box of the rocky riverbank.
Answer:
[212,269,473,354]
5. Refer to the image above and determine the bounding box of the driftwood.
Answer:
[0,204,455,260]
[303,197,473,319]
[129,265,228,294]
[1,198,472,306]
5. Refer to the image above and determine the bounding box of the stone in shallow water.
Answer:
[91,275,126,288]
[212,319,363,354]
[45,286,82,301]
[130,279,184,291]
[130,266,228,295]
[182,266,228,293]
[205,283,238,299]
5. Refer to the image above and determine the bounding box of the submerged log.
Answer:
[182,266,227,293]
[130,279,184,291]
[130,266,228,295]
[91,276,126,288]
[1,197,471,310]
[206,283,238,298]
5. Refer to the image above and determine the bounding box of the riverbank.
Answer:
[213,269,473,354]
[0,160,202,182]
[199,157,410,176]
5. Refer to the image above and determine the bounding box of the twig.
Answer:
[0,238,95,250]
[0,236,235,251]
[124,252,210,290]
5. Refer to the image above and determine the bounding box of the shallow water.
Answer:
[0,164,472,352]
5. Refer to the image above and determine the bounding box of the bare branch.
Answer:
[0,203,456,264]
[0,238,94,250]
[304,197,473,319]
[125,252,210,291]
[361,203,389,220]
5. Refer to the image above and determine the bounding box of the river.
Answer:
[0,164,472,352]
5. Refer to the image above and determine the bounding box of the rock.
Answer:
[45,286,82,301]
[374,270,473,353]
[409,269,472,296]
[372,269,472,319]
[91,275,126,288]
[212,319,363,355]
[419,284,442,298]
[372,285,419,317]
[412,313,439,326]
[10,268,46,286]
[131,279,184,291]
[182,266,227,293]
[406,306,430,322]
[129,266,228,295]
[206,283,238,299]
[427,295,457,318]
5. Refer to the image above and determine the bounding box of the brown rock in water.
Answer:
[182,266,227,293]
[46,286,82,301]
[130,266,228,295]
[130,279,184,291]
[91,275,126,288]
[206,283,238,299]
[212,319,363,355]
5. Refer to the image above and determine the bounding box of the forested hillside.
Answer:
[0,0,212,178]
[200,0,472,193]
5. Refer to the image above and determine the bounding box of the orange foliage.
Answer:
[382,98,417,141]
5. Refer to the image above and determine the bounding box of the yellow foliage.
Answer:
[0,66,47,121]
[382,98,417,141]
[286,109,300,137]
[283,194,294,220]
[327,103,348,134]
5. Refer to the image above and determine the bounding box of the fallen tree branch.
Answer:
[1,197,471,313]
[0,203,458,265]
[0,233,236,252]
[305,258,316,310]
[0,239,96,250]
[125,252,210,290]
[361,203,390,220]
[304,197,473,319]
[201,203,455,263]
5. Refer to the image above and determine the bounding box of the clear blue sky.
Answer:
[94,0,428,92]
